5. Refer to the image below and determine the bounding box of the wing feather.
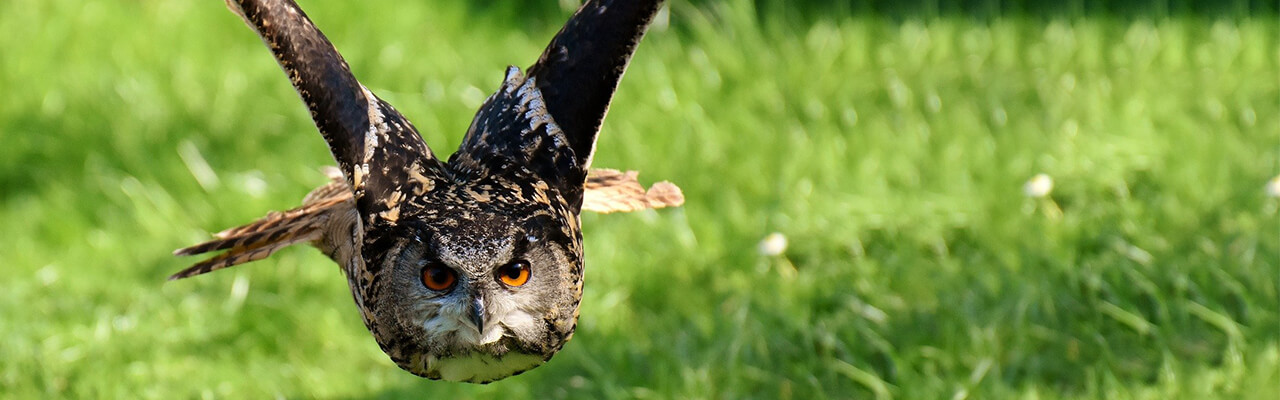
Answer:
[527,0,667,168]
[226,0,441,222]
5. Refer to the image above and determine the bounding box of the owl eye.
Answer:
[421,263,457,292]
[497,260,531,287]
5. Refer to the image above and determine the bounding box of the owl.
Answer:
[171,0,675,383]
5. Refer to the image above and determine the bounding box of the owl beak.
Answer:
[469,295,486,331]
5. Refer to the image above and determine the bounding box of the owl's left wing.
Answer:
[526,0,667,169]
[451,0,667,208]
[582,169,684,213]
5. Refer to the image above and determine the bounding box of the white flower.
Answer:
[758,232,788,256]
[1023,173,1054,198]
[1267,175,1280,198]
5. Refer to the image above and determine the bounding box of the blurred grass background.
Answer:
[1,0,1277,398]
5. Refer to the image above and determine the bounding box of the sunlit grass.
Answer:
[1,0,1276,398]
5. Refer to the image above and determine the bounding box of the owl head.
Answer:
[360,172,585,382]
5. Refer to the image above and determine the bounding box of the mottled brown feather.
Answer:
[173,168,681,279]
[582,169,684,213]
[170,169,353,280]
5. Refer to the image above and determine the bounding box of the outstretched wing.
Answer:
[170,169,357,280]
[452,0,666,207]
[227,0,443,224]
[582,169,684,213]
[526,0,666,169]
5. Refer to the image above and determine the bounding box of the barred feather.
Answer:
[582,169,684,214]
[172,167,681,280]
[170,169,353,280]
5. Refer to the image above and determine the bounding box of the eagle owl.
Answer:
[172,0,676,383]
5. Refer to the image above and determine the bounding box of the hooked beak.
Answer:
[469,295,485,331]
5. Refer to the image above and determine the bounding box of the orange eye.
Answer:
[421,263,457,292]
[498,260,531,287]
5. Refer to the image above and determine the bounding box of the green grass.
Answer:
[2,0,1277,398]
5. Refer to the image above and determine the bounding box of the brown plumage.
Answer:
[175,0,671,383]
[173,167,681,281]
[583,169,685,214]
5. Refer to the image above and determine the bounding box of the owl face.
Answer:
[358,172,583,383]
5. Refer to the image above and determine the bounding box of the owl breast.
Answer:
[426,352,546,383]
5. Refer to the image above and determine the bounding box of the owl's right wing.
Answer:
[170,168,357,280]
[226,0,444,225]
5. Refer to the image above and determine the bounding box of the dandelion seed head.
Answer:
[1024,173,1054,198]
[758,232,788,256]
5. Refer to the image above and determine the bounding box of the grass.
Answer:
[1,0,1277,398]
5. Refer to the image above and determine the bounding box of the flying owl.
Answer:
[172,0,676,383]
